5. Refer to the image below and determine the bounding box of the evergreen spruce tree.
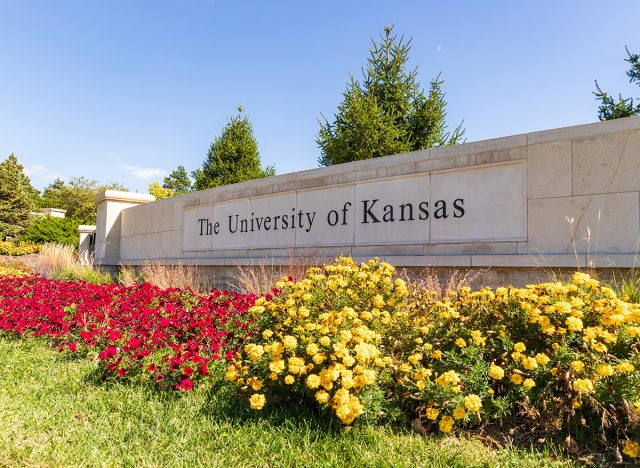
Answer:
[193,108,275,191]
[0,153,37,239]
[318,25,464,166]
[594,47,640,120]
[162,166,192,194]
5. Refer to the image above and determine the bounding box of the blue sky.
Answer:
[1,0,639,193]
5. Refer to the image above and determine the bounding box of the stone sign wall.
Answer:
[91,117,640,286]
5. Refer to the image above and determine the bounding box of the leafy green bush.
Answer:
[0,240,40,255]
[21,216,79,246]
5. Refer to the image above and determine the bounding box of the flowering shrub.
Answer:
[228,258,640,459]
[3,258,640,459]
[0,240,40,256]
[227,257,408,424]
[391,272,640,456]
[0,274,258,389]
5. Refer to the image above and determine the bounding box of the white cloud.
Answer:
[122,165,168,180]
[437,45,442,52]
[24,163,63,181]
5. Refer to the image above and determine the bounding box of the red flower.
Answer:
[183,366,194,377]
[179,378,193,391]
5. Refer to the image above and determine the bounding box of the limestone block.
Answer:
[295,184,355,247]
[527,192,640,254]
[120,235,142,261]
[249,192,297,248]
[151,205,173,233]
[211,198,251,250]
[351,244,424,257]
[528,116,640,144]
[354,174,430,245]
[527,140,572,199]
[416,145,526,173]
[423,241,518,255]
[183,205,214,251]
[572,130,640,195]
[160,231,181,258]
[430,161,526,243]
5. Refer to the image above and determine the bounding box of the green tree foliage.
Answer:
[317,25,465,166]
[163,166,192,194]
[192,108,275,191]
[148,181,174,199]
[21,216,79,246]
[594,47,640,121]
[0,153,37,240]
[40,177,127,224]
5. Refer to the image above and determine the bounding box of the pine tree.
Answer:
[162,166,192,194]
[0,153,37,239]
[318,25,464,166]
[193,108,275,191]
[594,47,640,121]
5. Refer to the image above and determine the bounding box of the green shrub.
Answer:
[0,240,41,255]
[21,216,79,246]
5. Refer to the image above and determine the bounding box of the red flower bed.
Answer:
[0,275,267,390]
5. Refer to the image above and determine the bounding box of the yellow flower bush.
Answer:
[228,257,407,425]
[227,258,640,458]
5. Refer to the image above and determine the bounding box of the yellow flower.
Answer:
[225,365,238,381]
[453,407,466,420]
[306,343,319,356]
[438,416,454,433]
[245,344,265,362]
[616,362,635,374]
[262,329,274,339]
[288,357,306,375]
[513,342,526,353]
[463,394,482,412]
[510,374,523,385]
[455,338,467,348]
[315,390,330,404]
[431,350,443,359]
[522,357,539,371]
[535,353,550,365]
[435,370,460,387]
[319,336,331,346]
[425,407,440,420]
[573,378,594,394]
[306,374,321,389]
[624,440,640,458]
[249,393,266,410]
[488,364,504,380]
[570,360,585,374]
[596,363,614,377]
[523,378,535,390]
[565,316,583,332]
[284,375,295,385]
[282,335,298,349]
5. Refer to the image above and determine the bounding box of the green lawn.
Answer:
[0,338,571,467]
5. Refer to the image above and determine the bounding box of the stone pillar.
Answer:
[78,225,96,265]
[94,191,155,266]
